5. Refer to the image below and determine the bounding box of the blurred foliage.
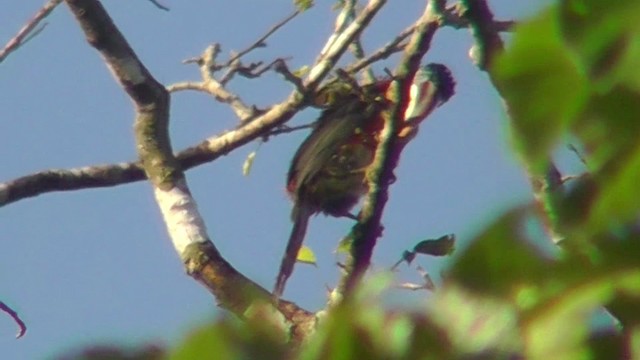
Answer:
[55,344,165,360]
[293,0,314,12]
[59,0,640,359]
[495,0,640,238]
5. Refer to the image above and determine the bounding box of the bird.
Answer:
[273,63,456,298]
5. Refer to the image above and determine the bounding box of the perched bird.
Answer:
[273,63,456,298]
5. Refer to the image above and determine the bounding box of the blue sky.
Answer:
[1,1,558,358]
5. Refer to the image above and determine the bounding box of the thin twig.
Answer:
[272,59,306,92]
[345,24,414,75]
[218,52,245,84]
[444,4,514,32]
[340,3,513,76]
[0,0,63,64]
[265,122,314,137]
[306,0,388,90]
[170,45,257,122]
[147,0,170,11]
[2,0,390,210]
[20,23,48,45]
[343,0,376,83]
[568,143,587,166]
[224,10,300,68]
[0,301,26,339]
[317,1,352,61]
[217,11,299,83]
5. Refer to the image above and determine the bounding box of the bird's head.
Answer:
[403,63,456,123]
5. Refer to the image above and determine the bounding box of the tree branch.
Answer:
[224,10,300,68]
[168,44,258,122]
[58,0,389,342]
[306,0,387,90]
[0,0,63,64]
[342,3,514,77]
[340,0,443,295]
[2,0,389,208]
[345,24,415,76]
[63,0,315,337]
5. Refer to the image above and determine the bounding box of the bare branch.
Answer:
[272,59,306,92]
[0,119,318,208]
[56,0,389,341]
[147,0,170,11]
[63,0,315,336]
[169,45,257,122]
[343,0,376,83]
[0,163,143,207]
[216,10,300,84]
[2,2,392,337]
[317,0,353,60]
[0,0,63,64]
[2,0,386,211]
[306,0,388,90]
[342,3,514,76]
[0,301,26,339]
[166,81,208,93]
[1,0,388,207]
[345,24,414,75]
[224,10,300,68]
[460,0,504,70]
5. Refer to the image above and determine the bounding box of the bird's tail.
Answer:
[273,206,312,299]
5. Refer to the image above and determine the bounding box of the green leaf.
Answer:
[553,87,640,238]
[242,151,256,176]
[430,284,520,356]
[302,275,431,360]
[585,331,625,360]
[294,0,314,12]
[412,234,456,257]
[522,267,640,359]
[297,245,317,266]
[300,304,378,360]
[559,0,640,90]
[494,8,588,170]
[448,208,549,298]
[171,316,288,360]
[292,65,309,78]
[170,322,235,360]
[335,233,353,254]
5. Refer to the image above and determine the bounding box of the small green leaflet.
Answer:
[242,151,257,176]
[297,245,317,266]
